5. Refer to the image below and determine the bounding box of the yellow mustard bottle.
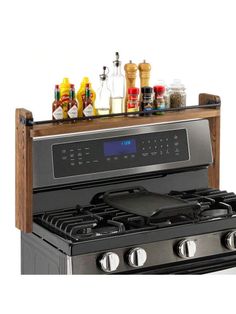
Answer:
[76,77,96,117]
[60,77,71,119]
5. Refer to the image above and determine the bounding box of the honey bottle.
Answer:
[59,77,71,119]
[76,77,96,117]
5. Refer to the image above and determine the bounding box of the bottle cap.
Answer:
[128,87,139,94]
[113,52,121,67]
[141,86,153,93]
[170,79,185,89]
[62,78,70,85]
[154,85,166,94]
[99,66,109,81]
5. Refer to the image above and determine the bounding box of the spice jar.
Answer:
[168,79,186,108]
[153,85,166,115]
[140,86,153,114]
[127,87,139,116]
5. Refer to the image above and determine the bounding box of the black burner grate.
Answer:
[34,188,236,242]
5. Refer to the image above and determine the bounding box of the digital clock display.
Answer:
[104,139,137,157]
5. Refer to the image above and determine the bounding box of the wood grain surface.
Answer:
[31,108,220,138]
[15,108,33,232]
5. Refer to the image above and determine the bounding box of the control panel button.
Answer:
[225,231,236,251]
[99,252,120,273]
[177,239,197,259]
[127,248,147,268]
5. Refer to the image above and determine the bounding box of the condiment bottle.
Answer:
[83,83,94,117]
[59,77,71,119]
[124,60,138,106]
[168,79,186,108]
[127,87,140,116]
[68,84,78,119]
[77,77,96,117]
[110,52,125,114]
[52,85,63,120]
[140,86,153,114]
[153,84,166,115]
[95,66,111,116]
[138,60,151,88]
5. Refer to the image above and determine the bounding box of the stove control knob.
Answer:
[177,240,197,259]
[99,252,120,273]
[225,231,236,251]
[128,247,147,268]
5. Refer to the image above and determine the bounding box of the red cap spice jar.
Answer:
[127,87,140,116]
[153,85,166,115]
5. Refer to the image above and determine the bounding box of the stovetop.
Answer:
[34,188,236,244]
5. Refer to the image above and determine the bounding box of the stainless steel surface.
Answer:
[210,267,236,274]
[128,247,147,268]
[33,119,212,188]
[66,256,73,275]
[225,231,236,251]
[99,252,120,273]
[69,230,234,274]
[177,239,197,258]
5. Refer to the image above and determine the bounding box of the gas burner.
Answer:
[200,209,230,219]
[34,188,236,243]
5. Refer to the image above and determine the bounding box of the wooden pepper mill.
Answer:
[138,59,151,88]
[124,60,138,106]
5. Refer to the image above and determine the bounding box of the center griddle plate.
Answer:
[103,186,200,218]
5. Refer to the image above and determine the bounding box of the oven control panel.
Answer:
[33,119,213,188]
[52,129,189,178]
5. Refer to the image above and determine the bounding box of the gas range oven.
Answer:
[19,116,236,274]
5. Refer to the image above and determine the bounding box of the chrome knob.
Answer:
[99,252,120,273]
[128,247,147,268]
[225,231,236,251]
[177,240,197,258]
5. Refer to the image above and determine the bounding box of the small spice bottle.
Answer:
[140,86,153,114]
[52,85,63,120]
[153,85,166,115]
[169,79,186,108]
[127,87,139,116]
[68,84,78,119]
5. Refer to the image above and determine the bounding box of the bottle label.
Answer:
[68,105,78,118]
[52,106,63,120]
[127,100,139,112]
[83,104,93,117]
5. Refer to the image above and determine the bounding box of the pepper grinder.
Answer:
[124,60,138,106]
[138,59,151,88]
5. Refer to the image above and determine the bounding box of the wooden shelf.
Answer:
[31,108,220,138]
[15,93,221,232]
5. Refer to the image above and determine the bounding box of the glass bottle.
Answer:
[52,85,63,120]
[83,83,94,117]
[169,79,186,108]
[95,66,111,115]
[68,84,78,119]
[153,83,166,115]
[127,87,140,116]
[140,86,153,115]
[110,52,125,114]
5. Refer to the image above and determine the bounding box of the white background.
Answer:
[0,0,236,313]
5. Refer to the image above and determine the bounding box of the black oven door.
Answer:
[121,253,236,274]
